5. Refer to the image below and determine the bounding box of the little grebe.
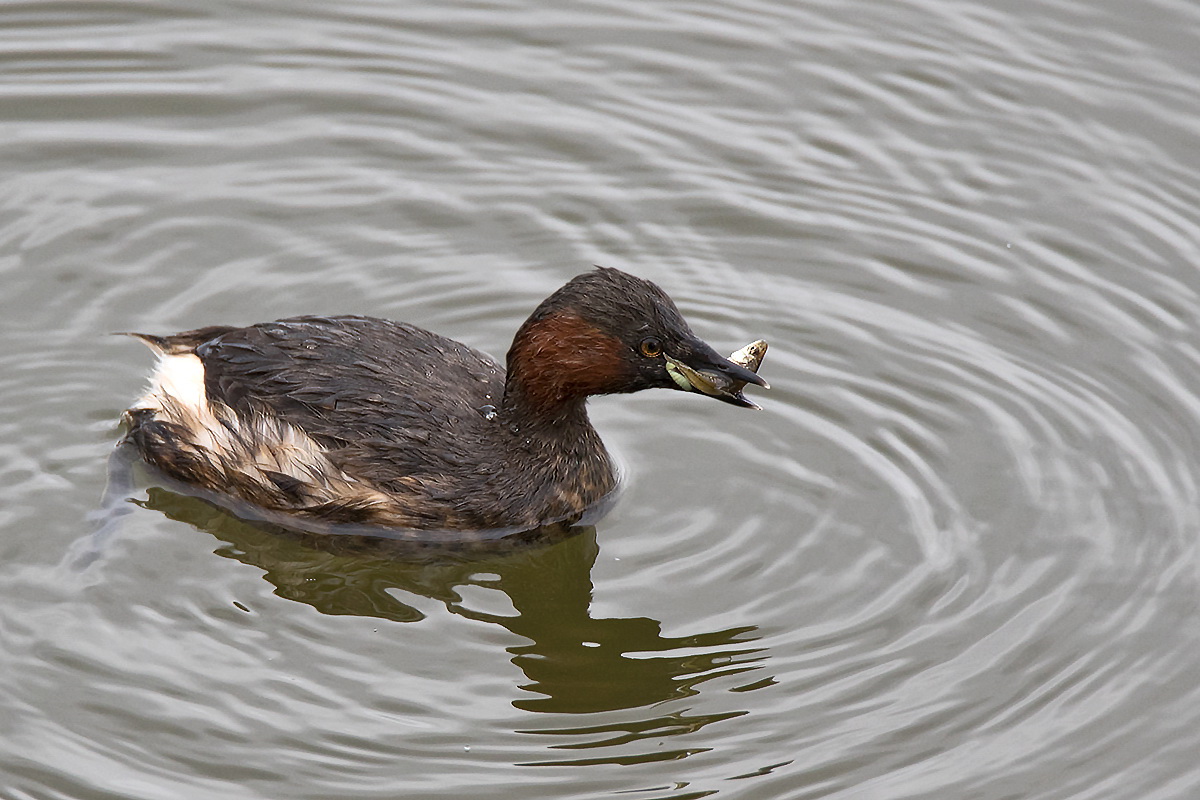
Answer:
[123,267,767,531]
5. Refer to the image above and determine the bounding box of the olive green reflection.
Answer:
[139,487,767,717]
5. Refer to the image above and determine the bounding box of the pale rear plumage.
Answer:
[130,347,392,517]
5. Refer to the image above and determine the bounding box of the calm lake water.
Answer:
[3,1,1199,798]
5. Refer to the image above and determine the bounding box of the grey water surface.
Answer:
[2,1,1199,798]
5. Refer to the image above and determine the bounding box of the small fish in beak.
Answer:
[664,339,769,409]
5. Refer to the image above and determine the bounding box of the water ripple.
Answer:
[3,0,1200,797]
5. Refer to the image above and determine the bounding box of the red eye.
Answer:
[639,337,662,358]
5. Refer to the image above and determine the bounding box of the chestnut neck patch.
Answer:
[504,310,629,416]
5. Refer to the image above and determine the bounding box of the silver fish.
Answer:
[663,339,769,409]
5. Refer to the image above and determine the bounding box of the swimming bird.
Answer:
[123,267,767,531]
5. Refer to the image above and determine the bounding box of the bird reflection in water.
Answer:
[108,457,772,767]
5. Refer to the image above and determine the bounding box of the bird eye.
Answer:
[639,337,663,358]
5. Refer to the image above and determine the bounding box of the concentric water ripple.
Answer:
[2,0,1199,798]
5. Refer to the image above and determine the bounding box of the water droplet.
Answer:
[478,404,498,421]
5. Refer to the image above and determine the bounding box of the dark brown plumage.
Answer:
[123,267,767,532]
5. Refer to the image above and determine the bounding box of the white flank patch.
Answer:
[134,353,207,415]
[129,352,389,509]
